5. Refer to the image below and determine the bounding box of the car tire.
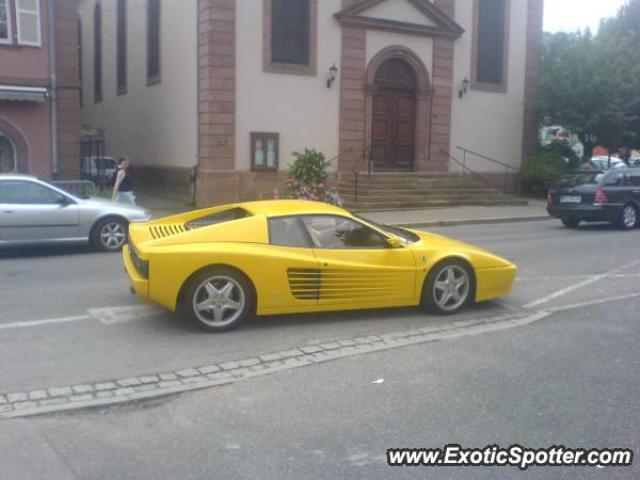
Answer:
[90,217,128,252]
[617,204,638,230]
[421,259,475,315]
[180,266,255,332]
[561,218,580,228]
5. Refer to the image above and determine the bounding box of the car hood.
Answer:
[410,229,515,269]
[80,196,150,217]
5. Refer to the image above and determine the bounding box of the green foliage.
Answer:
[281,149,342,206]
[538,1,640,158]
[520,143,579,195]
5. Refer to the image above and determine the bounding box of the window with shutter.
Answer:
[147,0,161,85]
[94,3,102,102]
[16,0,41,46]
[0,0,11,43]
[271,0,309,65]
[117,0,127,94]
[472,0,509,91]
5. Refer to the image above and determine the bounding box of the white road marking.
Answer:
[0,315,90,331]
[547,292,640,313]
[523,259,640,309]
[88,305,164,325]
[0,305,163,331]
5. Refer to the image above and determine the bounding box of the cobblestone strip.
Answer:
[0,310,548,418]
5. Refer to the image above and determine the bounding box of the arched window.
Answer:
[0,131,17,173]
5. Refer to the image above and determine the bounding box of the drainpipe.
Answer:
[48,0,59,178]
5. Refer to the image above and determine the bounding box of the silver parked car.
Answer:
[0,174,151,251]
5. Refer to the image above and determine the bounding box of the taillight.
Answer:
[594,188,608,205]
[547,190,555,204]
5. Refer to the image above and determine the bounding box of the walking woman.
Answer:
[111,155,136,204]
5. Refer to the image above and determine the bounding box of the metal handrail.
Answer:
[351,145,372,203]
[453,147,517,193]
[441,150,515,194]
[456,146,518,171]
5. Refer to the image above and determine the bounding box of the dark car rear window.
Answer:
[556,173,602,188]
[185,208,250,231]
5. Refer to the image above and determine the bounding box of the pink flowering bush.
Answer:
[281,149,342,206]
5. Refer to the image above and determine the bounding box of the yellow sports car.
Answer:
[123,200,516,332]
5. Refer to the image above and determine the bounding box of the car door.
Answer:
[262,215,321,310]
[627,170,640,204]
[301,215,416,309]
[0,179,80,242]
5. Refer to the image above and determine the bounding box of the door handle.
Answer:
[2,210,14,214]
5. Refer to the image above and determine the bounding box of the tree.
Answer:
[538,0,640,161]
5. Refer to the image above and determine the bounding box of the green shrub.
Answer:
[281,148,342,206]
[520,142,580,196]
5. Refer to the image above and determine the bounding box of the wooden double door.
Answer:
[370,59,417,171]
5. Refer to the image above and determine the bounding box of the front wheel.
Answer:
[617,204,638,230]
[181,267,255,332]
[91,217,128,251]
[422,260,475,315]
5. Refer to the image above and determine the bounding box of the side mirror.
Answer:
[56,196,72,207]
[386,237,405,249]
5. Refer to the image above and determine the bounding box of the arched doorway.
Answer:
[365,46,431,172]
[0,131,17,173]
[371,58,417,171]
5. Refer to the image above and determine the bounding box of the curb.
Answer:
[391,215,551,229]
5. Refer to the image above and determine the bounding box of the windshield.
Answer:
[353,214,420,244]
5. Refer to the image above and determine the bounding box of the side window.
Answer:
[0,181,65,204]
[603,173,624,187]
[627,173,640,187]
[269,216,310,248]
[302,215,387,249]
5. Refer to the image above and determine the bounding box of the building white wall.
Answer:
[235,0,342,172]
[449,0,528,173]
[79,0,198,170]
[364,0,437,27]
[365,30,433,71]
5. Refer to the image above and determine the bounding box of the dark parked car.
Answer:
[547,168,640,230]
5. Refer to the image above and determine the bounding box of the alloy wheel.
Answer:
[192,276,246,328]
[622,205,637,229]
[100,222,127,250]
[433,265,470,312]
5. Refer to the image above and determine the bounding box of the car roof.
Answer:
[239,199,348,217]
[0,173,37,181]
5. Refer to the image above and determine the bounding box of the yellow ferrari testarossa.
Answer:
[123,200,516,332]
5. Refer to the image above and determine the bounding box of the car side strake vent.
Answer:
[149,224,185,239]
[287,269,322,300]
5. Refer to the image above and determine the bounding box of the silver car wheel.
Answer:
[192,276,245,328]
[433,265,470,312]
[623,205,637,228]
[100,222,127,250]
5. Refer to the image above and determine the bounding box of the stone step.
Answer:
[337,186,500,195]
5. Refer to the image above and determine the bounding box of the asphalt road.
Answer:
[1,219,639,479]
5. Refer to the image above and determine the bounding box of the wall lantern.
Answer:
[327,63,339,89]
[458,77,470,98]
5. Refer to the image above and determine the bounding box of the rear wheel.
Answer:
[91,217,128,251]
[561,218,580,228]
[618,204,638,230]
[422,259,475,315]
[181,267,254,332]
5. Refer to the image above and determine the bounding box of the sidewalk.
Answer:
[137,192,549,228]
[361,199,550,228]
